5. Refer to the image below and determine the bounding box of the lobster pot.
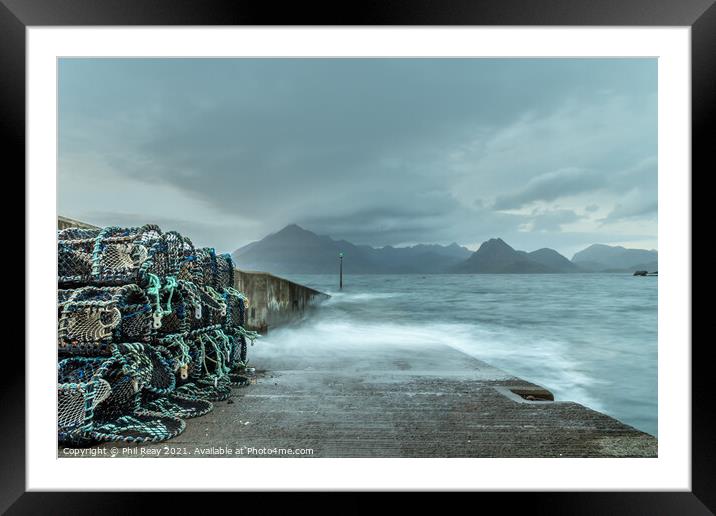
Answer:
[163,231,191,280]
[184,285,227,328]
[223,288,247,330]
[57,356,113,444]
[143,344,177,395]
[176,235,198,283]
[219,289,248,366]
[58,285,153,355]
[185,328,209,381]
[157,333,193,381]
[174,280,203,328]
[214,254,235,291]
[58,225,184,286]
[58,346,184,444]
[174,280,213,330]
[176,327,234,402]
[56,228,99,285]
[226,330,248,369]
[176,376,233,402]
[155,285,190,335]
[184,326,229,379]
[192,247,218,288]
[202,286,227,327]
[205,327,232,377]
[141,390,214,419]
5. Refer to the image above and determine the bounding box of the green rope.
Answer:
[213,334,229,376]
[163,275,177,314]
[224,286,248,303]
[207,334,228,376]
[146,273,163,327]
[205,286,227,316]
[146,274,178,328]
[235,325,261,344]
[175,335,190,369]
[163,334,190,378]
[198,335,210,376]
[216,331,232,374]
[178,280,202,319]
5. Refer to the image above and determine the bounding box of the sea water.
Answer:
[265,273,657,437]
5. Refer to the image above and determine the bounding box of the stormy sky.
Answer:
[58,58,657,257]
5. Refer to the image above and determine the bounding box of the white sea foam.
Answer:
[258,316,607,412]
[323,291,404,303]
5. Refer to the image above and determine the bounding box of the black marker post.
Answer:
[339,252,344,290]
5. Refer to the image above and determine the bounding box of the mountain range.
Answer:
[572,244,658,272]
[450,238,580,273]
[232,224,657,274]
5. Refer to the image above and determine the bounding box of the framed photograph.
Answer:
[8,0,709,510]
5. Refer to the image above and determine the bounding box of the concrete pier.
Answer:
[76,336,657,458]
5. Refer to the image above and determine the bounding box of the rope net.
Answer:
[58,225,185,287]
[58,285,154,355]
[215,254,235,291]
[57,224,259,446]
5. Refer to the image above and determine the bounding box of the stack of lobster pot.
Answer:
[57,224,258,446]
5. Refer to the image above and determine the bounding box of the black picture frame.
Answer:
[5,0,709,512]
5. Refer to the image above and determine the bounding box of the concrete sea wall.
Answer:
[234,269,329,333]
[57,216,98,230]
[57,216,329,333]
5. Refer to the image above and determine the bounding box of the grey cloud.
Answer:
[58,58,657,255]
[599,158,658,224]
[528,208,583,232]
[493,168,606,210]
[298,197,527,247]
[602,199,658,223]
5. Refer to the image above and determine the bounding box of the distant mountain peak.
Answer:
[451,237,576,273]
[585,243,625,251]
[240,223,326,251]
[267,224,323,241]
[531,247,561,256]
[478,237,514,252]
[487,237,508,244]
[277,223,308,234]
